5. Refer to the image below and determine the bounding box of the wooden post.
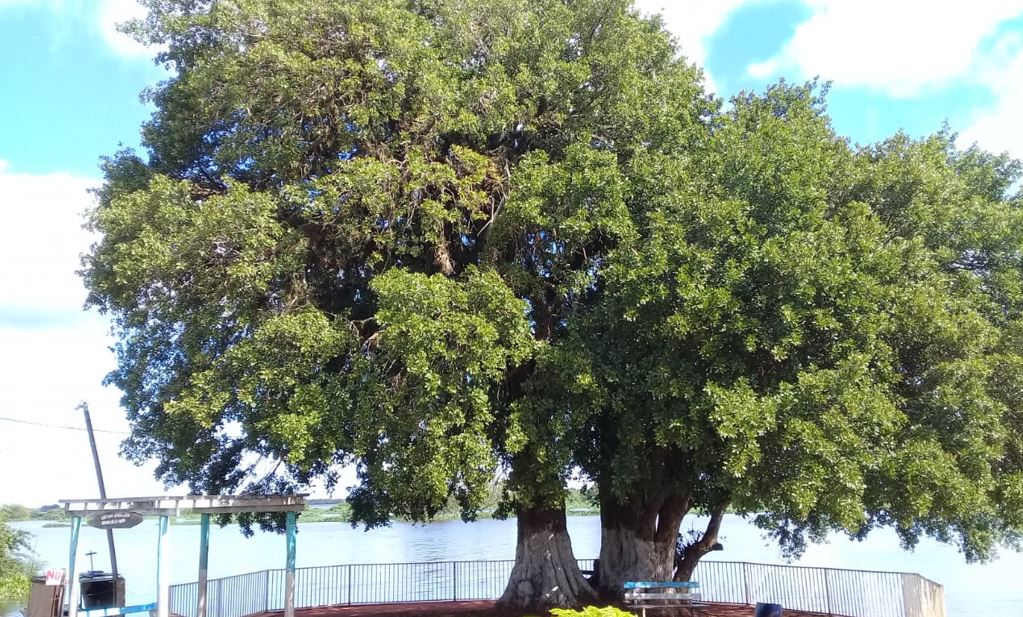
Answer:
[80,402,118,606]
[157,515,170,617]
[67,516,82,617]
[284,511,297,617]
[197,513,211,617]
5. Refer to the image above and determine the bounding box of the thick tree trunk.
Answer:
[674,504,728,582]
[497,504,597,611]
[597,493,689,596]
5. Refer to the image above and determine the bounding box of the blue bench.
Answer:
[623,581,705,617]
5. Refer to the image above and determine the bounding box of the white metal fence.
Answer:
[691,561,945,617]
[168,559,943,617]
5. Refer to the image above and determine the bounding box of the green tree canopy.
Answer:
[83,0,713,609]
[544,82,1023,588]
[82,0,1023,608]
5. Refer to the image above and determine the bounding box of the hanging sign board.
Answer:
[87,511,144,530]
[44,569,67,586]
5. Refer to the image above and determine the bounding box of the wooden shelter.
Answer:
[60,495,306,617]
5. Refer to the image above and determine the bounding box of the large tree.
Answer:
[83,0,713,609]
[546,82,1023,592]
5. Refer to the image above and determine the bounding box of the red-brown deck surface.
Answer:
[254,601,833,617]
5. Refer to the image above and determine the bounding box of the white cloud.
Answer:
[0,320,163,507]
[0,163,164,506]
[632,0,759,93]
[0,161,96,316]
[959,34,1023,161]
[748,0,1023,97]
[0,0,152,59]
[98,0,150,58]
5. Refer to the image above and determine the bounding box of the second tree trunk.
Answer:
[596,493,689,595]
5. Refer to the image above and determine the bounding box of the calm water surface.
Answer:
[7,515,1021,616]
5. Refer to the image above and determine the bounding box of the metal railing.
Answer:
[691,561,944,617]
[169,558,943,617]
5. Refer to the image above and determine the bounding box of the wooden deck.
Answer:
[254,601,833,617]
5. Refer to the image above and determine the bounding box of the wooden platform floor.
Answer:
[255,601,833,617]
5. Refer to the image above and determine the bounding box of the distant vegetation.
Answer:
[179,487,597,525]
[1,504,65,523]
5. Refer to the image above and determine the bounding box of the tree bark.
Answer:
[674,503,728,582]
[497,504,597,611]
[597,492,689,596]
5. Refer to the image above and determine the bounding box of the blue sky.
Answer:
[2,0,1023,506]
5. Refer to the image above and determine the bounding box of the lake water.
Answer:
[7,514,1022,616]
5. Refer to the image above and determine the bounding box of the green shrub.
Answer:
[0,569,29,601]
[551,607,635,617]
[0,516,32,601]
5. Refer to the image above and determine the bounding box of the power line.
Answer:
[0,415,130,435]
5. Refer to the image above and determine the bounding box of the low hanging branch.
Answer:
[674,502,729,582]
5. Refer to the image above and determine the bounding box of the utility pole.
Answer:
[78,402,119,605]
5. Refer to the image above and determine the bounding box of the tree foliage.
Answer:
[0,515,30,600]
[83,0,713,532]
[82,0,1023,596]
[552,82,1023,570]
